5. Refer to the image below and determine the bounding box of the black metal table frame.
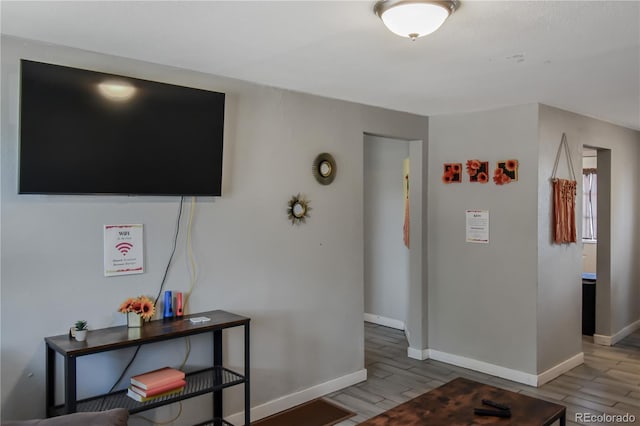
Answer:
[45,310,250,426]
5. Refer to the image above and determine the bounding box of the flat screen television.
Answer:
[19,59,225,196]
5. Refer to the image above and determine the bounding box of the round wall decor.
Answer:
[287,194,311,225]
[312,153,337,185]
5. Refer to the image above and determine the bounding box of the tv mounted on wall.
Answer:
[19,59,225,196]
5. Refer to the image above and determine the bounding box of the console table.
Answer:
[45,310,250,426]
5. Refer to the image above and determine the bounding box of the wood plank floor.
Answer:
[326,323,640,426]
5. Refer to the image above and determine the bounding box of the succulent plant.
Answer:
[74,320,88,331]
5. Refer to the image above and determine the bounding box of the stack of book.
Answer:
[127,367,186,402]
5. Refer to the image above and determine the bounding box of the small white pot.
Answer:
[75,329,88,342]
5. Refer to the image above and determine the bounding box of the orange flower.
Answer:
[442,171,455,184]
[477,172,488,183]
[466,160,481,177]
[450,164,461,174]
[119,298,136,313]
[501,173,511,184]
[493,168,503,184]
[118,295,156,320]
[139,299,155,320]
[505,159,518,172]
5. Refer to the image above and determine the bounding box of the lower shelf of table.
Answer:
[49,366,245,416]
[193,419,234,426]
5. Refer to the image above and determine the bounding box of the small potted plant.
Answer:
[74,320,88,342]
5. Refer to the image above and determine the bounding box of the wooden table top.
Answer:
[45,310,250,356]
[358,377,566,426]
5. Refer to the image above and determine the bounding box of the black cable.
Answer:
[107,346,142,394]
[154,196,184,306]
[107,196,184,393]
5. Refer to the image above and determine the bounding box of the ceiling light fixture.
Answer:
[374,0,458,41]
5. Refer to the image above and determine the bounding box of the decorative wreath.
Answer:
[287,194,311,225]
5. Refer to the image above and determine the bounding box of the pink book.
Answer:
[130,379,187,397]
[130,367,185,390]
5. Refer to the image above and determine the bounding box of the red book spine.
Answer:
[130,379,187,397]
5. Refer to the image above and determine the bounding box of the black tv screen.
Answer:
[19,60,225,196]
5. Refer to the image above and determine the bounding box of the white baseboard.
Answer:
[593,334,612,346]
[423,348,584,387]
[429,349,538,387]
[364,313,405,330]
[407,347,430,360]
[537,352,584,386]
[594,318,640,346]
[224,369,367,425]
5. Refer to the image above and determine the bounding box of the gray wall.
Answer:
[429,103,639,376]
[538,105,640,355]
[428,104,540,374]
[536,106,584,372]
[0,36,429,421]
[364,136,410,326]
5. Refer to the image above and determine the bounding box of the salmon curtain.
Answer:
[551,133,577,244]
[403,158,410,248]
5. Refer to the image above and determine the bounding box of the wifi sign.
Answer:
[115,242,134,256]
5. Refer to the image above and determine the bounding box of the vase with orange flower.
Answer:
[119,295,155,328]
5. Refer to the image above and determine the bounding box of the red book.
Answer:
[130,367,185,390]
[130,378,187,397]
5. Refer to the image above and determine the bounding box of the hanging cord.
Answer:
[154,196,185,306]
[183,196,198,313]
[177,197,198,372]
[551,133,577,181]
[107,197,185,394]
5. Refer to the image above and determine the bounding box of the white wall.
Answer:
[538,105,640,346]
[0,36,429,422]
[363,136,410,327]
[428,104,540,376]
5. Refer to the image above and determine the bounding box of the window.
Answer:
[582,168,597,240]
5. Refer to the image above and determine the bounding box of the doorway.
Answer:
[581,147,597,336]
[581,145,612,342]
[363,133,427,358]
[363,135,410,330]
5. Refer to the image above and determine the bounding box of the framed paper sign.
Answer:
[104,224,144,277]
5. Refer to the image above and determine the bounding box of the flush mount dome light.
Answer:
[374,0,458,41]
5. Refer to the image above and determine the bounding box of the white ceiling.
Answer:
[2,1,639,130]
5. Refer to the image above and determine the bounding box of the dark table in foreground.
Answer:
[358,377,566,426]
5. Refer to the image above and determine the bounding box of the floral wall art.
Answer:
[442,163,462,184]
[442,159,519,186]
[493,159,519,185]
[466,160,489,183]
